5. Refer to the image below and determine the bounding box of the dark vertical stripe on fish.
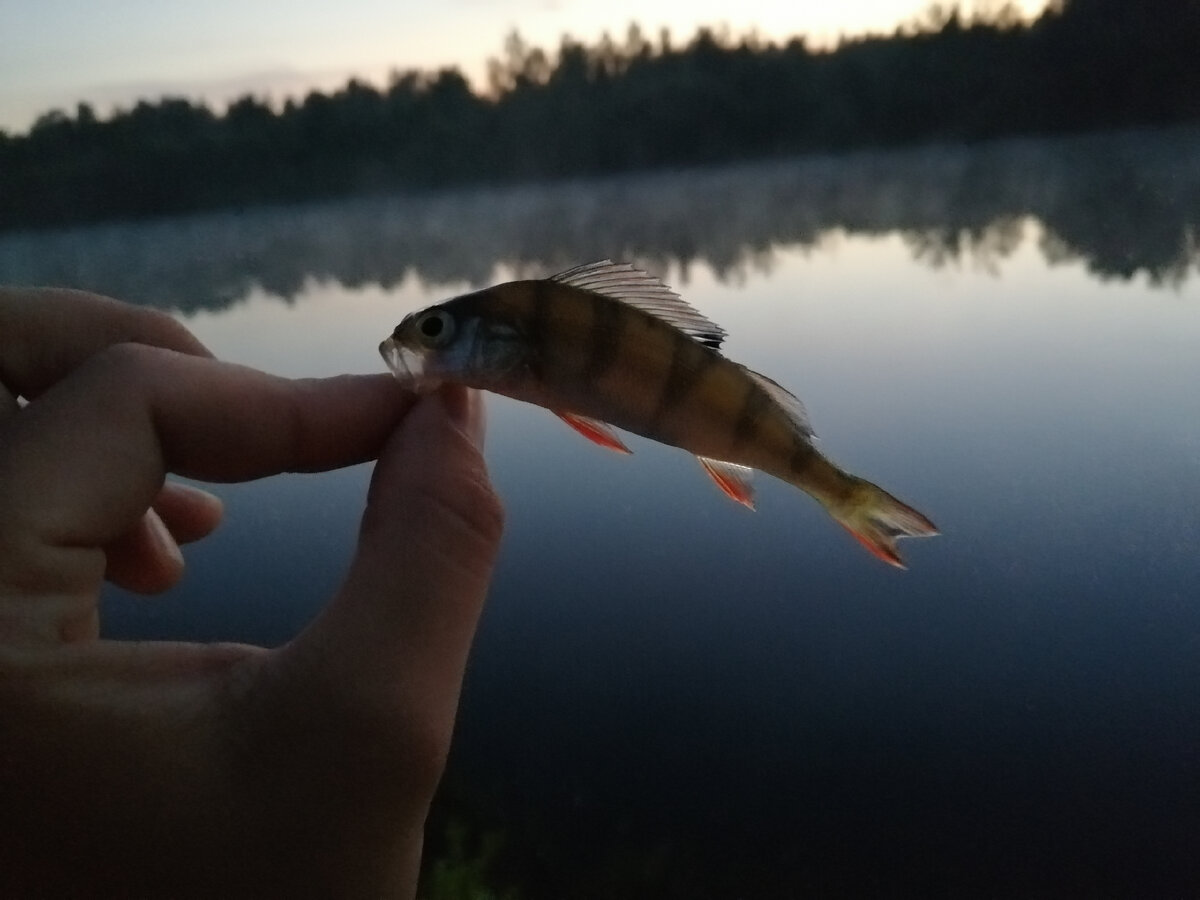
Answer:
[733,382,771,446]
[581,292,623,382]
[789,433,816,475]
[653,331,717,429]
[527,280,551,378]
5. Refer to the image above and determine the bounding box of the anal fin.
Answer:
[555,411,631,454]
[697,457,756,509]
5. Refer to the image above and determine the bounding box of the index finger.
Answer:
[0,344,414,597]
[0,287,212,400]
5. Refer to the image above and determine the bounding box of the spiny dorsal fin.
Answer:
[551,260,726,350]
[741,366,815,439]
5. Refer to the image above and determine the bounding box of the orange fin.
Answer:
[555,411,631,454]
[829,477,939,569]
[698,457,756,509]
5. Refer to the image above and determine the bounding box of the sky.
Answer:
[0,0,1050,134]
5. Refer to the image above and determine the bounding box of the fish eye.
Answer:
[416,309,455,346]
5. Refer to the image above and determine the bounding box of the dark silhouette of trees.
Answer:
[2,0,1198,230]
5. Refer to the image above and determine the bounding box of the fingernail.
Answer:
[440,386,486,449]
[145,507,184,568]
[172,482,225,518]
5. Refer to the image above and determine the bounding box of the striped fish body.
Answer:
[434,280,843,496]
[380,261,938,567]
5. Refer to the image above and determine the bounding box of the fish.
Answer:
[379,260,938,568]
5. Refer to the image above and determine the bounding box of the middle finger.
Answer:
[0,287,211,401]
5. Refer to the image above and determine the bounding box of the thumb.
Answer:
[281,385,504,757]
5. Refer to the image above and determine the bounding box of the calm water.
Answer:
[4,129,1199,897]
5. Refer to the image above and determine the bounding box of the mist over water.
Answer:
[2,128,1197,312]
[6,131,1199,896]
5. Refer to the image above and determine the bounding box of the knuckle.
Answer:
[105,300,206,357]
[88,340,159,378]
[363,431,506,556]
[135,305,187,338]
[410,456,506,553]
[81,317,204,384]
[276,388,311,472]
[448,463,506,546]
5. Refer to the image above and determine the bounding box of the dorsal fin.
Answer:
[741,366,815,438]
[551,260,726,350]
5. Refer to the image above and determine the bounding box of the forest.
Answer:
[1,0,1198,230]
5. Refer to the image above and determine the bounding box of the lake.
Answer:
[3,128,1199,897]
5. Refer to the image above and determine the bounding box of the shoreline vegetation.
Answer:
[2,0,1198,231]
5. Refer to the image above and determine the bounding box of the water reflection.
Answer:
[10,129,1200,897]
[1,128,1197,311]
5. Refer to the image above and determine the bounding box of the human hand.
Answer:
[0,288,504,897]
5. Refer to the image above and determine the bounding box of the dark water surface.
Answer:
[4,130,1199,897]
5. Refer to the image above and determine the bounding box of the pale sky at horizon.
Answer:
[0,0,1049,134]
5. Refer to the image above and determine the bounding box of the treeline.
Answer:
[2,0,1198,231]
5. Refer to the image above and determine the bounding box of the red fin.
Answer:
[697,457,756,510]
[840,524,907,569]
[555,411,631,454]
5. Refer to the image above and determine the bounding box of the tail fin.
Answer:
[825,477,939,569]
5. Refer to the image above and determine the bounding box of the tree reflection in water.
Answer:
[1,128,1197,315]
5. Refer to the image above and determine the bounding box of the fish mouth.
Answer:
[378,337,442,393]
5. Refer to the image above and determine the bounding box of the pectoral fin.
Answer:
[697,457,756,509]
[555,411,632,454]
